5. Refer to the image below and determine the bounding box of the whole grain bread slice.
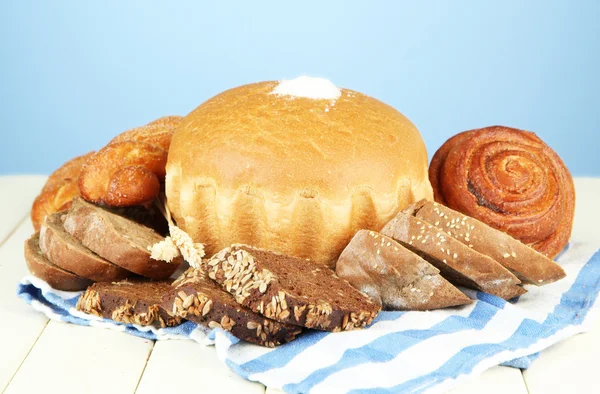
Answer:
[204,245,381,331]
[381,211,526,300]
[164,268,302,347]
[76,279,181,328]
[24,232,92,291]
[63,198,181,280]
[405,200,566,285]
[40,212,131,282]
[336,230,471,310]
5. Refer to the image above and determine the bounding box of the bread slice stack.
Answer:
[162,267,303,347]
[24,198,182,291]
[335,199,566,309]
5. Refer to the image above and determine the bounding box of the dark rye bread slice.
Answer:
[336,230,471,311]
[76,279,181,328]
[406,200,567,285]
[204,245,381,332]
[24,233,92,291]
[164,268,302,347]
[40,212,131,282]
[381,211,526,300]
[63,198,181,280]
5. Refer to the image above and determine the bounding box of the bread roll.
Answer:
[166,78,432,266]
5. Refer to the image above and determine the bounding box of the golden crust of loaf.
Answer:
[166,81,433,266]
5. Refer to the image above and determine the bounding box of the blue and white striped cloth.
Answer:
[17,242,600,394]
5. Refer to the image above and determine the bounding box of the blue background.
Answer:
[1,1,598,176]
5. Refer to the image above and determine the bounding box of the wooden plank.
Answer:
[265,366,527,394]
[0,218,49,392]
[5,322,154,394]
[136,340,265,394]
[448,366,528,394]
[0,175,46,246]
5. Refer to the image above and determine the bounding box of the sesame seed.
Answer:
[538,279,544,283]
[447,250,450,255]
[436,242,441,246]
[512,252,517,257]
[435,221,440,226]
[503,253,510,258]
[421,239,426,244]
[441,248,445,252]
[409,241,413,245]
[411,235,416,240]
[469,244,473,248]
[453,253,458,258]
[417,235,422,240]
[417,221,421,225]
[377,249,380,255]
[443,259,447,263]
[394,247,399,251]
[465,237,470,242]
[369,231,375,236]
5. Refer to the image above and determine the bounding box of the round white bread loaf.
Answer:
[166,79,432,267]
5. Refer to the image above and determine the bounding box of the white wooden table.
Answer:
[0,175,598,394]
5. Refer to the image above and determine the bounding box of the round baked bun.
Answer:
[166,77,432,267]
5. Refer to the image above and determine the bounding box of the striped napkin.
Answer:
[17,242,600,394]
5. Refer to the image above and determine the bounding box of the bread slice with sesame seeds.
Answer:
[336,230,472,310]
[381,211,526,300]
[76,279,182,328]
[204,244,381,331]
[405,200,566,285]
[163,267,302,347]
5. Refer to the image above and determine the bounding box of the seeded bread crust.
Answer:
[39,212,131,282]
[63,198,181,280]
[381,211,526,300]
[76,279,181,328]
[24,233,92,291]
[164,268,302,347]
[204,245,381,331]
[405,200,566,285]
[336,230,472,310]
